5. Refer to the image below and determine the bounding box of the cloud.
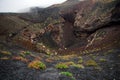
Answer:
[0,0,66,12]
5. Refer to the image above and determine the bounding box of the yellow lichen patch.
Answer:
[0,50,11,55]
[0,57,10,60]
[28,60,46,70]
[12,56,29,62]
[85,60,98,67]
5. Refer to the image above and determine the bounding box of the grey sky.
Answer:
[0,0,66,12]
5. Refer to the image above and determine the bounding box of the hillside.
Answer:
[0,0,81,50]
[0,0,120,80]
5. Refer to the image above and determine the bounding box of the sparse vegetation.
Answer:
[55,61,84,69]
[36,43,54,55]
[107,49,114,53]
[55,63,69,69]
[85,60,98,67]
[24,51,31,55]
[0,50,11,55]
[0,57,9,60]
[78,56,83,63]
[46,49,52,55]
[60,71,73,77]
[63,61,75,66]
[91,55,97,59]
[103,49,114,55]
[58,54,77,60]
[19,51,31,57]
[99,58,106,62]
[12,56,29,62]
[19,53,25,57]
[28,60,46,70]
[0,0,119,79]
[71,64,84,69]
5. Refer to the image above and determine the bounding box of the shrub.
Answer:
[78,57,83,63]
[60,72,73,77]
[99,58,106,62]
[71,64,84,69]
[55,61,84,69]
[63,61,75,66]
[0,57,9,60]
[58,54,77,60]
[107,49,114,53]
[20,51,31,57]
[46,49,52,55]
[92,56,96,59]
[12,56,29,62]
[0,50,11,55]
[55,63,69,69]
[85,60,98,67]
[28,60,46,70]
[24,51,31,55]
[19,53,25,57]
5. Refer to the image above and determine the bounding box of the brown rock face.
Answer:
[55,0,120,48]
[61,21,75,47]
[74,0,120,32]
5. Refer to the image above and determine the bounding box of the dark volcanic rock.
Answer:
[54,0,120,48]
[74,0,120,32]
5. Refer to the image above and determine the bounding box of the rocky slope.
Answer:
[0,0,119,53]
[54,0,120,49]
[0,0,82,50]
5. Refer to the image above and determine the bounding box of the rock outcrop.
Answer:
[74,0,120,32]
[54,0,120,49]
